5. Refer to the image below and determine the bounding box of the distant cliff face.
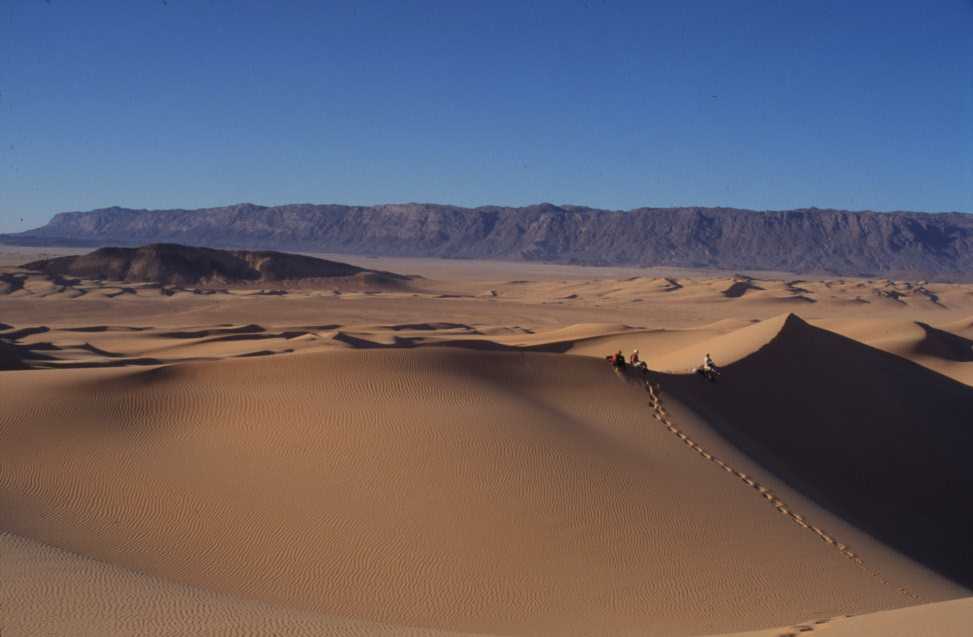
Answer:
[21,244,406,287]
[7,202,973,279]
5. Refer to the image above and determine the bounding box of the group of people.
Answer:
[606,348,647,370]
[606,348,720,382]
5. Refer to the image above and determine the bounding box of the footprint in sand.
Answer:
[638,376,921,603]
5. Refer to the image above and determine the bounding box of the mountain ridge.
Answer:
[5,202,973,280]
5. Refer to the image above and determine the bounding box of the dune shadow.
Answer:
[415,339,522,352]
[522,340,577,354]
[722,280,765,298]
[915,322,973,362]
[660,314,973,588]
[331,332,390,349]
[381,322,476,332]
[0,273,26,294]
[236,349,294,358]
[31,357,170,369]
[0,326,50,340]
[77,342,128,358]
[156,324,265,339]
[60,325,150,333]
[663,277,683,292]
[0,341,28,371]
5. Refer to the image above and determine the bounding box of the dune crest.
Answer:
[660,313,973,588]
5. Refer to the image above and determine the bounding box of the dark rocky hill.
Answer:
[6,202,973,279]
[21,244,409,287]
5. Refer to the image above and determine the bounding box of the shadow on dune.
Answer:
[76,342,128,358]
[331,331,392,349]
[522,341,577,354]
[333,330,525,353]
[663,277,683,292]
[722,279,764,298]
[0,340,27,371]
[191,330,313,345]
[0,272,25,294]
[32,357,172,369]
[915,323,973,362]
[380,322,476,332]
[0,326,50,340]
[659,314,973,588]
[157,324,265,339]
[236,349,294,358]
[60,325,150,333]
[417,338,522,352]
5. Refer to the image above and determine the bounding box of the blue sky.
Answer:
[1,1,971,232]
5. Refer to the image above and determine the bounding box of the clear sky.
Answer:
[1,1,971,232]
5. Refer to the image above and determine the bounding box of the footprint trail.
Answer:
[637,374,919,603]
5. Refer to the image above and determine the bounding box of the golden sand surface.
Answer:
[2,249,972,636]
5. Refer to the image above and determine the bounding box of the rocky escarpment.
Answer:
[6,202,973,279]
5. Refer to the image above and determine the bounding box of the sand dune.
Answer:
[660,314,973,588]
[8,530,971,637]
[538,321,751,360]
[812,318,973,386]
[721,278,765,298]
[1,532,484,637]
[710,597,973,636]
[941,316,973,338]
[3,346,965,636]
[4,252,973,636]
[645,316,794,372]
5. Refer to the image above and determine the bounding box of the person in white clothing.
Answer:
[698,353,719,381]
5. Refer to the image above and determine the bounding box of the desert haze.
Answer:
[2,245,973,637]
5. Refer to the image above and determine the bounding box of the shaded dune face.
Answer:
[0,347,955,636]
[661,315,973,589]
[913,322,973,362]
[0,340,26,370]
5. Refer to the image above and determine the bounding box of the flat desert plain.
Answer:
[2,247,973,637]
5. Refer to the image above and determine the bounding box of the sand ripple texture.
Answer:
[0,344,968,636]
[1,531,488,637]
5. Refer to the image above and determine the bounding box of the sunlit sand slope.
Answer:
[5,529,973,637]
[1,532,483,637]
[710,596,973,637]
[0,347,962,636]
